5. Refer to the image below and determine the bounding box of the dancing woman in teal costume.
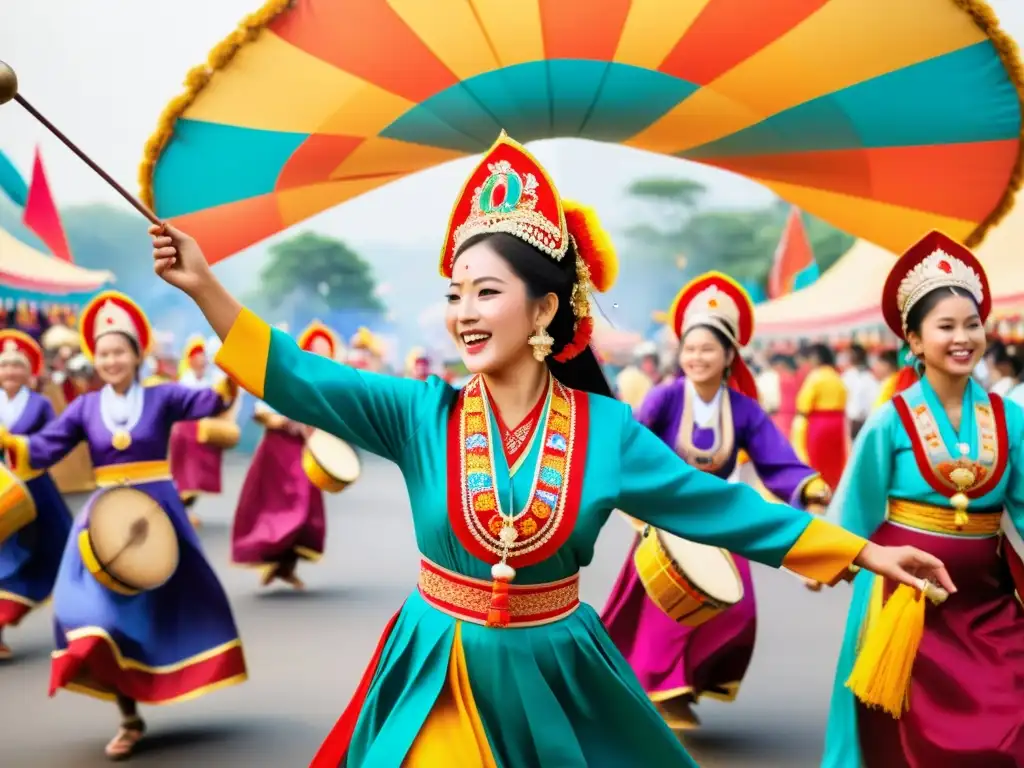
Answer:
[151,133,953,768]
[821,232,1024,767]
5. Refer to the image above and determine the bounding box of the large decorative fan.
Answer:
[141,0,1023,265]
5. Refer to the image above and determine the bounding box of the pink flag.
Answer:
[23,148,73,262]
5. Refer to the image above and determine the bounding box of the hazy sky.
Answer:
[1,1,1022,259]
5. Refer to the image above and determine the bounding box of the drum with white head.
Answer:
[79,486,179,594]
[302,430,361,494]
[634,526,744,627]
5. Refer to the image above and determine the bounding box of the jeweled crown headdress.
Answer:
[882,231,990,339]
[440,132,619,362]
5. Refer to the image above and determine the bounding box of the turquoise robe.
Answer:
[217,309,865,768]
[821,378,1024,768]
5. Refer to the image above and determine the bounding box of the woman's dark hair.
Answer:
[848,343,868,367]
[681,323,732,354]
[769,353,796,371]
[808,343,835,367]
[454,232,613,397]
[904,286,978,337]
[878,349,899,370]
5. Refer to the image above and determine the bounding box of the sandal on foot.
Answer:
[658,699,701,731]
[0,642,11,660]
[105,718,146,761]
[282,572,306,591]
[260,564,279,587]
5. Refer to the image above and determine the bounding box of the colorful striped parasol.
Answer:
[141,0,1024,265]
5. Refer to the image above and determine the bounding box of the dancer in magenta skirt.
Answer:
[230,322,339,589]
[601,272,831,728]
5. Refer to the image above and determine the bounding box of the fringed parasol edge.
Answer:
[137,0,295,213]
[136,0,1024,249]
[955,0,1024,248]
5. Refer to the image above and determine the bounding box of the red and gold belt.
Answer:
[418,558,580,628]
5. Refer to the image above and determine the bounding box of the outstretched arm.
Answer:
[615,406,953,592]
[742,403,829,508]
[4,397,86,479]
[151,224,432,462]
[215,309,428,461]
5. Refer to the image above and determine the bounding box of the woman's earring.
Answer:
[529,326,554,362]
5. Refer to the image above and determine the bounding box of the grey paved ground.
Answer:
[0,456,850,767]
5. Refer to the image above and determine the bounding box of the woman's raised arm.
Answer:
[150,224,437,462]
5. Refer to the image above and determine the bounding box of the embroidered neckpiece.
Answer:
[448,375,586,573]
[487,384,547,475]
[893,391,1007,526]
[676,381,735,472]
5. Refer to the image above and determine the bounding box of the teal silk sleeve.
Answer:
[999,398,1024,537]
[825,404,895,539]
[615,406,820,569]
[261,328,438,462]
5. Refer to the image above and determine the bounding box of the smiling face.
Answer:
[679,326,733,387]
[0,358,29,393]
[445,240,557,376]
[906,293,985,377]
[94,332,140,389]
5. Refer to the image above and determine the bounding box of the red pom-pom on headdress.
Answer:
[563,200,618,293]
[553,200,619,363]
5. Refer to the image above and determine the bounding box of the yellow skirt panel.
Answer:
[404,623,497,767]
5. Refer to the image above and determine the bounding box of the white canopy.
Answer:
[755,205,1024,338]
[0,225,113,294]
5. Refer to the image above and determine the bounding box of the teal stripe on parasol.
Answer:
[684,42,1022,159]
[152,119,308,219]
[381,61,697,152]
[0,150,28,207]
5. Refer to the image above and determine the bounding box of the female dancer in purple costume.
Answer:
[230,321,338,590]
[602,272,831,728]
[1,291,247,761]
[0,330,73,659]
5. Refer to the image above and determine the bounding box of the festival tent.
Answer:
[0,224,113,301]
[755,205,1024,339]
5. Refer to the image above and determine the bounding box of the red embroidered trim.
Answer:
[488,385,547,467]
[892,393,1007,500]
[446,379,588,569]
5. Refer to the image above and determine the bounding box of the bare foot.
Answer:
[105,717,145,761]
[0,641,12,661]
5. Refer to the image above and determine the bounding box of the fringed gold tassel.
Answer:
[137,0,295,211]
[845,584,928,718]
[485,576,511,628]
[954,0,1024,247]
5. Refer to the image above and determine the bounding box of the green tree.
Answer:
[625,181,854,284]
[257,232,384,312]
